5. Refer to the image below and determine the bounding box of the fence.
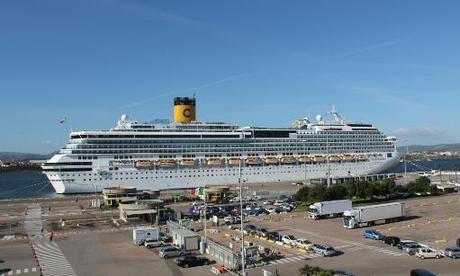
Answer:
[207,238,241,271]
[166,220,241,271]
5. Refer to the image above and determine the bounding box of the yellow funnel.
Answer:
[173,97,196,123]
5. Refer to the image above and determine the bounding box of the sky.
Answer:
[1,0,460,154]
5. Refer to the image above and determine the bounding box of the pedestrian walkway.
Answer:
[33,240,76,276]
[24,204,77,276]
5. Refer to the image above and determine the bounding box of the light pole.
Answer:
[302,140,307,183]
[401,139,409,176]
[326,131,331,187]
[238,161,246,276]
[203,188,207,242]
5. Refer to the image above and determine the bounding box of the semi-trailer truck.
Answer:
[308,199,352,219]
[343,202,405,228]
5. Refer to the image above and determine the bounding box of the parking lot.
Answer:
[199,193,460,275]
[2,192,460,276]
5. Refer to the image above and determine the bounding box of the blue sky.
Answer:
[1,0,460,154]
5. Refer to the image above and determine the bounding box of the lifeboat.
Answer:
[298,156,311,164]
[357,155,368,161]
[245,157,263,166]
[179,159,196,167]
[281,156,297,164]
[135,160,153,169]
[206,158,223,167]
[157,159,177,168]
[227,157,242,166]
[264,156,279,165]
[313,155,325,163]
[342,154,353,162]
[328,155,341,162]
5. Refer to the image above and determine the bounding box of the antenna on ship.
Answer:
[328,105,344,123]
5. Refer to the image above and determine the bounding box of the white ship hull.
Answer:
[44,152,399,194]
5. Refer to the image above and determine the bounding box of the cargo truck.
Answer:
[343,202,405,228]
[308,199,352,219]
[133,226,160,245]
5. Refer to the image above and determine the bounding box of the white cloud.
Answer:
[41,140,53,145]
[391,127,451,145]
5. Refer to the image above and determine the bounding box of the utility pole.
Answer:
[326,131,331,187]
[203,188,207,242]
[238,162,245,276]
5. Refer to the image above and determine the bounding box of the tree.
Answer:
[308,185,327,202]
[299,265,335,276]
[381,178,397,197]
[324,184,348,201]
[343,181,357,199]
[294,186,310,202]
[407,176,431,193]
[355,181,369,199]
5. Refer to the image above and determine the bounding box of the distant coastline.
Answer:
[0,164,42,173]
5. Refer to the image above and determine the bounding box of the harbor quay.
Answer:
[1,173,460,276]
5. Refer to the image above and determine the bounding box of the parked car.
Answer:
[383,236,401,246]
[266,207,276,214]
[402,243,424,255]
[263,200,274,205]
[297,238,313,250]
[444,247,460,259]
[273,200,284,206]
[256,228,269,238]
[175,256,213,268]
[243,224,257,235]
[362,230,385,240]
[415,248,442,259]
[282,235,298,246]
[159,246,185,258]
[267,231,281,242]
[410,269,436,276]
[310,244,337,257]
[223,216,240,225]
[397,240,416,250]
[334,271,355,276]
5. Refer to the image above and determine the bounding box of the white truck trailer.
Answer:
[133,226,160,245]
[308,199,352,219]
[343,202,405,228]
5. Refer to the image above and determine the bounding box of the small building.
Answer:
[118,199,165,223]
[103,187,137,207]
[197,186,233,204]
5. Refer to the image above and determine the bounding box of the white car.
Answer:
[266,207,276,214]
[296,238,313,250]
[415,248,442,259]
[282,235,298,246]
[273,200,284,206]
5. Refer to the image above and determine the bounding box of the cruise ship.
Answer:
[43,97,400,193]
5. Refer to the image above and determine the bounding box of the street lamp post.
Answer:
[401,139,409,177]
[238,162,246,276]
[302,140,307,183]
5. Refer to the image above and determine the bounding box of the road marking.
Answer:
[25,204,77,276]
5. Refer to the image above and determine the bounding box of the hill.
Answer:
[0,152,52,161]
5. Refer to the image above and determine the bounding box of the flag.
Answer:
[59,117,67,125]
